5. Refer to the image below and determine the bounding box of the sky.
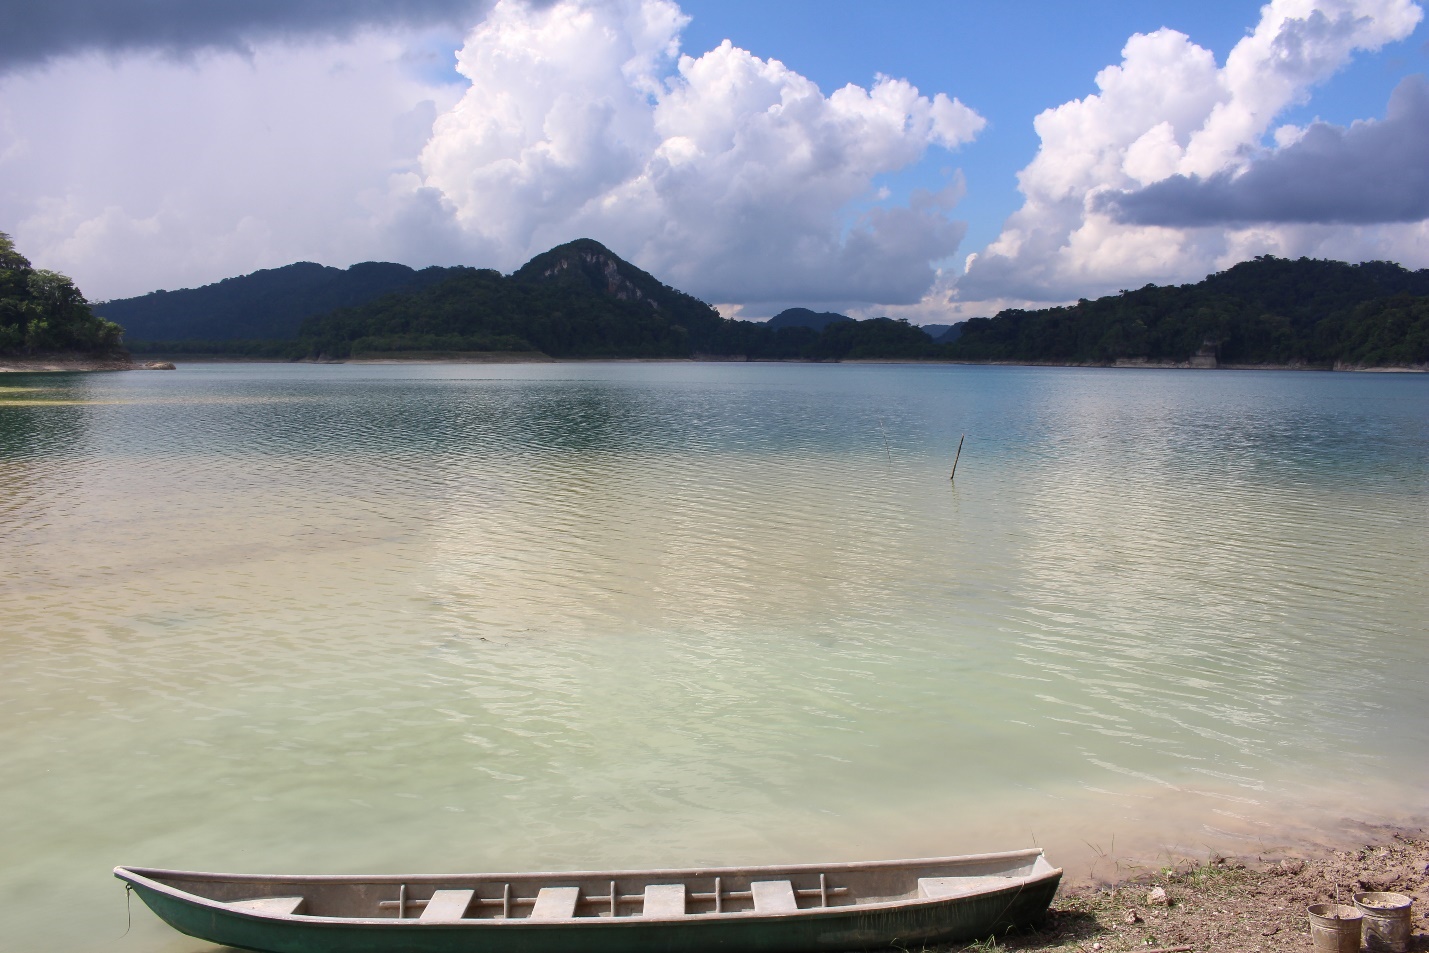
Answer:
[1,0,1427,323]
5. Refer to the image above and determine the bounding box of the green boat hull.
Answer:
[131,877,1060,953]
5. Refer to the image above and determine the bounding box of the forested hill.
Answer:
[1,231,123,356]
[113,246,1429,367]
[96,260,464,342]
[948,256,1429,367]
[295,238,942,361]
[765,308,854,332]
[301,238,727,358]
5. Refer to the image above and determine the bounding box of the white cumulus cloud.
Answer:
[0,33,467,299]
[6,0,985,309]
[415,0,986,307]
[958,0,1426,308]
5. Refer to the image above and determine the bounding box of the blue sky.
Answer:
[679,0,1429,287]
[1,0,1426,320]
[679,1,1262,252]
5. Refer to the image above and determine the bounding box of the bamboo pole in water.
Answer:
[878,416,892,463]
[950,434,965,481]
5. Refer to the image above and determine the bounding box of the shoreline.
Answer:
[116,352,1429,373]
[967,826,1429,953]
[0,355,137,373]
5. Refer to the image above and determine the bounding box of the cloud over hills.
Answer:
[412,0,984,307]
[957,0,1426,307]
[1,0,983,309]
[1097,75,1429,227]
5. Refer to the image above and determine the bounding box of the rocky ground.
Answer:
[939,829,1429,952]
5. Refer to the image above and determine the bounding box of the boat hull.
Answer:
[130,876,1059,953]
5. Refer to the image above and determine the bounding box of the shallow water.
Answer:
[2,362,1427,952]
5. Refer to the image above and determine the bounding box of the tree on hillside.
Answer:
[0,231,124,356]
[948,256,1429,367]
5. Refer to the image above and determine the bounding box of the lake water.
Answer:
[2,362,1427,952]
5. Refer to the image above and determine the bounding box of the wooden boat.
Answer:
[114,848,1061,953]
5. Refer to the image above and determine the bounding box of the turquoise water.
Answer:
[2,362,1427,952]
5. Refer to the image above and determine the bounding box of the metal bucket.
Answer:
[1354,892,1413,953]
[1308,903,1363,953]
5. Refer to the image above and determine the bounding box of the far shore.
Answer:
[0,355,137,373]
[113,351,1429,373]
[7,350,1425,373]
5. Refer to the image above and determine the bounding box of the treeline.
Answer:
[0,231,123,356]
[295,240,943,361]
[949,256,1429,366]
[115,239,941,361]
[699,314,941,361]
[120,339,310,359]
[283,252,1429,365]
[301,252,711,359]
[96,260,462,341]
[118,244,1429,367]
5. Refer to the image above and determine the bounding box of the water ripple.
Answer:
[0,364,1426,952]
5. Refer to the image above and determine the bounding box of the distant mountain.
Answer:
[765,308,855,332]
[96,261,464,342]
[933,322,965,344]
[300,239,726,359]
[111,245,1426,368]
[949,256,1429,366]
[294,240,948,362]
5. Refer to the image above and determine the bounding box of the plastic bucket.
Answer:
[1308,903,1363,953]
[1354,892,1413,953]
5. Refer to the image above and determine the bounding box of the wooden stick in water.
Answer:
[878,417,892,463]
[950,434,965,481]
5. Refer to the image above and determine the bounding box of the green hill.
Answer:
[94,244,1429,368]
[301,239,726,358]
[307,249,1426,367]
[0,231,123,357]
[765,308,855,332]
[96,260,464,344]
[298,239,946,362]
[949,256,1429,367]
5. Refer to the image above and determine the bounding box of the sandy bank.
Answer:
[120,353,1429,371]
[0,355,136,373]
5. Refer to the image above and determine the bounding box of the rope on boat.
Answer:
[120,883,133,938]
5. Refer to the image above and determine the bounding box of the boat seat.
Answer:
[751,881,799,914]
[641,884,685,918]
[420,889,475,922]
[228,896,306,916]
[529,886,581,920]
[918,876,1014,900]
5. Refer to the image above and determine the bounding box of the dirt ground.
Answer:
[939,829,1429,952]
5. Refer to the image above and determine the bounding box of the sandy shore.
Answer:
[121,353,1429,372]
[936,828,1429,952]
[0,355,137,372]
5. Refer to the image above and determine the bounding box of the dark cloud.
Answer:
[1099,74,1429,227]
[0,0,500,71]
